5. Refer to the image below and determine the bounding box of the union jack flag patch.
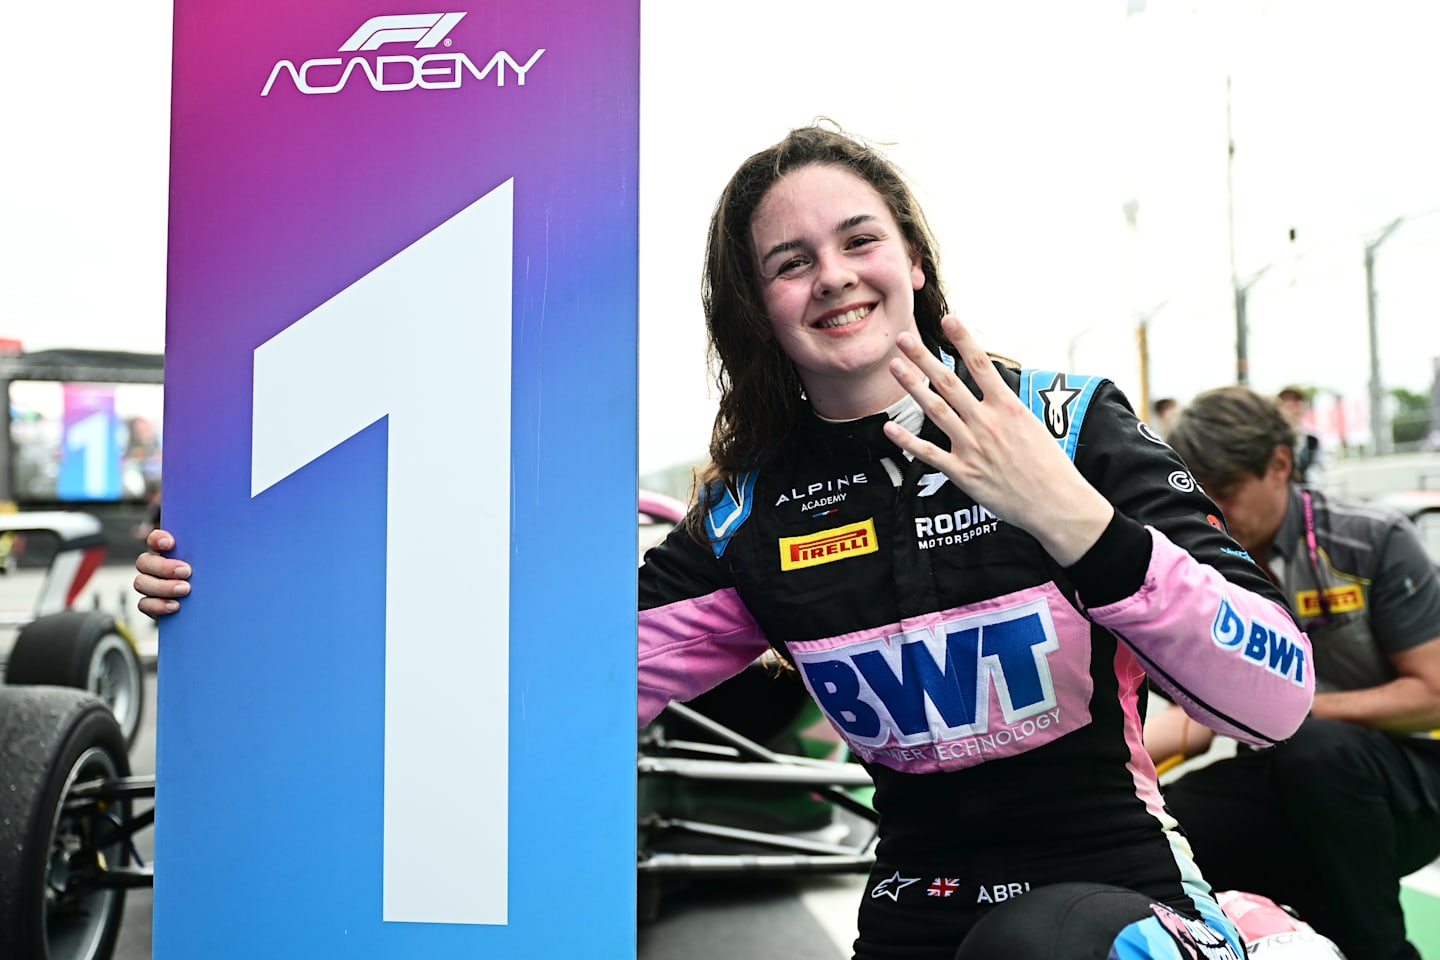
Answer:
[927,877,960,898]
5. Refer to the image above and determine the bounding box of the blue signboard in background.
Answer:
[58,384,121,501]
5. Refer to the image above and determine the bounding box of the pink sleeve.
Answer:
[1088,528,1313,745]
[638,587,771,727]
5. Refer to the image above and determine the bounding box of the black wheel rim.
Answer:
[44,745,125,960]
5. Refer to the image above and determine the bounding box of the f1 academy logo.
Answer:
[261,13,546,96]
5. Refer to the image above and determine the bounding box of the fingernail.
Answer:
[175,581,191,596]
[159,537,173,550]
[176,564,191,579]
[165,600,179,613]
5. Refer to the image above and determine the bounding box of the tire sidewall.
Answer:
[0,687,132,960]
[6,611,145,747]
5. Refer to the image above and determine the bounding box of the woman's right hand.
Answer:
[134,528,191,619]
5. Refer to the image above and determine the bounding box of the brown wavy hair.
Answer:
[695,122,952,498]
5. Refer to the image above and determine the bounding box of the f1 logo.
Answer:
[339,13,467,51]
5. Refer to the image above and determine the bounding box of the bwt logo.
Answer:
[1212,597,1308,686]
[262,12,546,97]
[794,602,1061,748]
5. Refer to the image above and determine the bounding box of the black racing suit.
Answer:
[638,365,1313,958]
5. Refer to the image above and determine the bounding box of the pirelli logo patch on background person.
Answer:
[1296,584,1365,617]
[780,519,878,571]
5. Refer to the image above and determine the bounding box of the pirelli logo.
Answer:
[1296,584,1365,617]
[780,518,879,571]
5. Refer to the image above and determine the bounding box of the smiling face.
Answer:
[749,163,925,420]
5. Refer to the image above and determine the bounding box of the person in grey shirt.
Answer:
[1145,384,1440,960]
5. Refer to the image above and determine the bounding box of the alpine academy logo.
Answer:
[261,12,546,96]
[774,472,868,507]
[779,519,878,571]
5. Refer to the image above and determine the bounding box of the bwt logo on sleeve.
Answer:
[1212,596,1309,686]
[262,12,546,96]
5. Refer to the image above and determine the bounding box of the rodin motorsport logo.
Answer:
[261,13,545,96]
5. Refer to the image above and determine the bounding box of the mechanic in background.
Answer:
[1276,385,1323,483]
[1146,385,1440,960]
[1150,396,1180,439]
[137,124,1315,960]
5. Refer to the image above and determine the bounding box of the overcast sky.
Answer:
[5,0,1438,474]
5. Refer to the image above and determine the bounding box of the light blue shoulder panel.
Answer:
[1017,369,1104,463]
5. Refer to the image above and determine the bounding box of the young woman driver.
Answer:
[138,124,1314,960]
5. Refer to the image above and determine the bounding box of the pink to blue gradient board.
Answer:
[159,5,638,955]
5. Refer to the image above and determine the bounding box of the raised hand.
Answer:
[881,316,1114,566]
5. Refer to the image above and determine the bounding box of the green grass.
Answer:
[1403,881,1440,959]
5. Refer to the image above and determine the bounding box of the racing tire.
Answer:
[6,611,145,749]
[0,685,131,960]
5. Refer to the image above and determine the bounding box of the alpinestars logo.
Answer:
[870,872,921,902]
[262,12,546,97]
[1038,373,1080,440]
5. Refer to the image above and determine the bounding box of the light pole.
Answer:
[1121,197,1146,410]
[1223,75,1272,385]
[1233,264,1271,386]
[1226,74,1246,383]
[1365,217,1404,454]
[1135,299,1169,419]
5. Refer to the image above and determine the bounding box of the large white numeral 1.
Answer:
[251,180,513,925]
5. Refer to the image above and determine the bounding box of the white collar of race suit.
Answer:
[814,390,924,432]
